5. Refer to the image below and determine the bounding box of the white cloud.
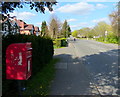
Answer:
[86,0,107,2]
[36,22,42,25]
[70,22,88,28]
[57,0,118,2]
[70,22,96,31]
[92,17,110,24]
[10,11,36,20]
[50,11,55,14]
[45,7,49,12]
[45,7,55,14]
[86,0,118,2]
[67,19,77,22]
[70,25,80,28]
[56,2,108,15]
[96,4,107,9]
[88,25,95,28]
[56,2,95,15]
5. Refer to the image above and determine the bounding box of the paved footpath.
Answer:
[50,43,100,95]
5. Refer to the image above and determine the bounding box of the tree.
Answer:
[93,21,111,37]
[77,29,84,38]
[61,20,71,38]
[49,16,61,39]
[72,30,78,37]
[1,1,57,14]
[109,11,118,36]
[109,2,120,37]
[41,21,49,37]
[87,29,95,38]
[67,25,71,36]
[61,20,67,38]
[78,27,91,38]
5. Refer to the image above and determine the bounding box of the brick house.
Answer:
[1,15,40,36]
[34,26,40,36]
[14,17,40,35]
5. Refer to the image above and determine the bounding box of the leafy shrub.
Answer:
[55,38,67,47]
[2,34,54,96]
[55,39,61,47]
[96,36,118,44]
[61,38,67,47]
[53,40,56,45]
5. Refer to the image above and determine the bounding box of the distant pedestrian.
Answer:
[74,38,76,41]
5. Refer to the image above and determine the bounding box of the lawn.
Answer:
[22,58,59,96]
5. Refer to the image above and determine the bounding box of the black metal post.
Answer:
[17,80,22,97]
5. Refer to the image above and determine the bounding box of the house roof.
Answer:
[24,24,34,30]
[5,16,38,32]
[15,20,34,30]
[34,26,39,32]
[16,20,26,28]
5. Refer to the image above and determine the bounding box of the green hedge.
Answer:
[96,36,118,44]
[106,36,118,44]
[55,39,61,47]
[2,34,54,96]
[55,38,68,47]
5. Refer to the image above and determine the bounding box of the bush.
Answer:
[96,37,105,42]
[2,34,54,96]
[61,38,67,47]
[106,36,118,44]
[55,38,67,47]
[55,39,61,47]
[96,36,118,44]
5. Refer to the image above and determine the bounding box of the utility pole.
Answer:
[105,31,108,42]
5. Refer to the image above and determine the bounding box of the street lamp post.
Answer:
[105,31,108,42]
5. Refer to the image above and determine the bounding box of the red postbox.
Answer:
[6,43,32,80]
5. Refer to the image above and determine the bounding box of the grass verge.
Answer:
[95,39,118,44]
[53,45,65,49]
[22,58,59,96]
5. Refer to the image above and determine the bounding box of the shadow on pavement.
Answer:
[51,54,98,95]
[80,49,119,95]
[51,49,119,95]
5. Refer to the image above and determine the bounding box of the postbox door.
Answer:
[6,43,32,80]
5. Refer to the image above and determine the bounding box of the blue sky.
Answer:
[10,1,118,31]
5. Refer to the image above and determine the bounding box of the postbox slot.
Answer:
[27,48,32,51]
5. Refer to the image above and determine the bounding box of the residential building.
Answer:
[1,14,40,36]
[14,17,39,35]
[34,26,40,36]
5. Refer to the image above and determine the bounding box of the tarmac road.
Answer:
[72,39,119,95]
[50,39,119,95]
